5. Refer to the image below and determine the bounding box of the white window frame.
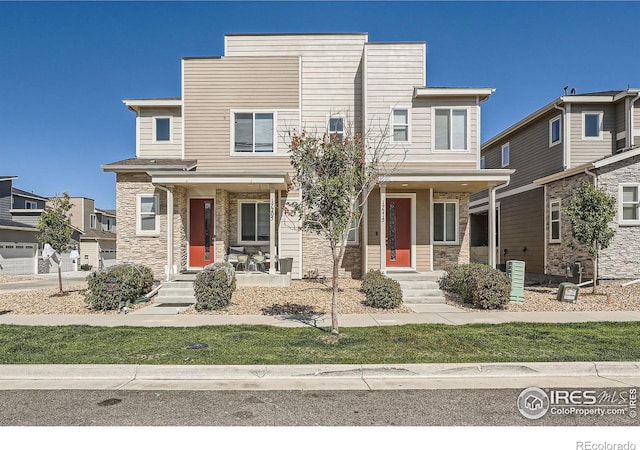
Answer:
[432,200,459,245]
[25,200,38,209]
[619,183,640,226]
[153,116,172,143]
[327,115,345,142]
[103,217,113,232]
[549,115,562,147]
[480,155,486,169]
[343,218,359,246]
[432,107,470,152]
[391,108,411,143]
[237,200,271,244]
[90,214,97,229]
[582,111,604,140]
[501,142,510,167]
[230,110,277,155]
[136,194,160,236]
[549,199,561,243]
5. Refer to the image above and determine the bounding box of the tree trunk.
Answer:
[57,264,63,294]
[331,255,340,334]
[592,255,598,295]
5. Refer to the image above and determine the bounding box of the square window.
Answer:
[434,109,467,151]
[240,201,271,243]
[25,200,38,209]
[433,201,458,244]
[155,118,171,141]
[620,185,640,224]
[329,117,344,142]
[234,112,274,153]
[392,109,409,142]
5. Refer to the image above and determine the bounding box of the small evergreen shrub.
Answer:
[84,263,154,310]
[194,262,236,311]
[360,270,403,309]
[440,264,511,309]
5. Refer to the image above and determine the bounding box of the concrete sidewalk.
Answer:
[1,362,638,391]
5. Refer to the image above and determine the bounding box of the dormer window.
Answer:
[154,117,171,142]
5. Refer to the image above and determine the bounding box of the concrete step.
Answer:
[401,288,444,298]
[403,296,447,304]
[398,281,441,290]
[157,288,195,298]
[154,296,196,304]
[162,281,194,288]
[387,271,446,282]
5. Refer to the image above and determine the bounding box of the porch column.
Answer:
[269,186,276,274]
[380,184,386,274]
[488,185,496,269]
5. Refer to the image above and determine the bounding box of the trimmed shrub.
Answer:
[440,264,511,310]
[361,270,403,309]
[194,262,236,311]
[84,263,154,310]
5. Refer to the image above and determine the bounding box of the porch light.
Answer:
[401,183,409,187]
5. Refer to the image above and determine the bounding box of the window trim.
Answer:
[136,194,160,236]
[237,200,271,244]
[90,214,97,230]
[549,115,562,147]
[619,183,640,226]
[327,115,346,142]
[582,111,604,140]
[432,107,470,152]
[344,218,359,246]
[230,110,278,155]
[432,199,459,245]
[153,116,172,143]
[480,155,486,169]
[391,107,411,143]
[501,142,510,167]
[25,200,39,209]
[549,199,562,243]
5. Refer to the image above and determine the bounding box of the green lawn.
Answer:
[1,322,638,365]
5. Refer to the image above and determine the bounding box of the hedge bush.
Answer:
[440,263,511,309]
[84,263,154,310]
[360,270,403,309]
[194,262,236,311]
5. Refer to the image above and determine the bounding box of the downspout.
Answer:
[554,102,568,170]
[154,184,174,282]
[628,92,640,148]
[488,179,510,268]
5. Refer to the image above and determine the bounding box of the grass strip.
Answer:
[1,322,638,365]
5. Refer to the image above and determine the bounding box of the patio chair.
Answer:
[252,254,266,272]
[236,254,249,272]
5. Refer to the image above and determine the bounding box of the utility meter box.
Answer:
[557,282,580,303]
[506,260,526,302]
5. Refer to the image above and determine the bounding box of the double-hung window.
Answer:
[549,200,561,242]
[90,214,97,229]
[239,201,270,243]
[25,200,38,209]
[549,116,562,147]
[154,117,171,142]
[619,184,640,225]
[434,108,468,151]
[501,143,510,167]
[392,109,409,142]
[137,194,159,235]
[328,116,344,142]
[583,111,603,139]
[433,201,458,244]
[234,112,275,153]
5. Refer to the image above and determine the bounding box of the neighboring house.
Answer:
[471,88,640,281]
[0,177,81,275]
[102,33,512,281]
[65,197,117,270]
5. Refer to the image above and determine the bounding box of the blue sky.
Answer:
[1,1,639,209]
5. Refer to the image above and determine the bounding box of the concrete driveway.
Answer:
[0,271,90,293]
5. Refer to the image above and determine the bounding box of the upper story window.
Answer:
[480,156,486,169]
[25,200,39,209]
[90,214,97,229]
[154,117,171,142]
[137,194,159,235]
[239,201,270,243]
[549,199,561,243]
[328,116,345,142]
[103,218,114,232]
[549,116,562,147]
[501,143,510,167]
[433,201,458,244]
[583,111,603,140]
[619,184,640,226]
[234,112,274,153]
[392,109,409,142]
[434,108,468,151]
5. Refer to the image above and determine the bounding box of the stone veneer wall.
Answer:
[302,231,362,279]
[545,173,595,279]
[215,189,230,263]
[173,186,188,272]
[432,193,470,270]
[595,154,640,279]
[116,173,168,279]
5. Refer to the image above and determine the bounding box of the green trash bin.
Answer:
[279,257,293,274]
[557,282,580,303]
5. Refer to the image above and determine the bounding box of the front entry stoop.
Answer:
[130,280,196,315]
[386,271,447,304]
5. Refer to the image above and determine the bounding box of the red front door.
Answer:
[386,197,411,268]
[189,199,215,267]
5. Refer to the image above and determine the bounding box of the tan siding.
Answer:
[498,188,544,273]
[81,240,100,270]
[183,56,300,172]
[138,107,182,158]
[634,98,640,146]
[615,100,626,137]
[570,104,616,167]
[279,196,302,279]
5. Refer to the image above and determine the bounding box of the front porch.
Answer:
[171,270,291,287]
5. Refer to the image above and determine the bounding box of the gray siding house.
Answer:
[471,89,640,281]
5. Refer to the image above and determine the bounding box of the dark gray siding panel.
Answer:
[0,181,11,221]
[12,195,45,210]
[0,229,39,243]
[498,188,545,274]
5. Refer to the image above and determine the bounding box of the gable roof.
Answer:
[11,187,48,201]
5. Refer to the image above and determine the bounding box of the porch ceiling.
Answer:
[383,168,513,193]
[147,171,290,192]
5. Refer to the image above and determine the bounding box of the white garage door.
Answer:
[0,242,37,275]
